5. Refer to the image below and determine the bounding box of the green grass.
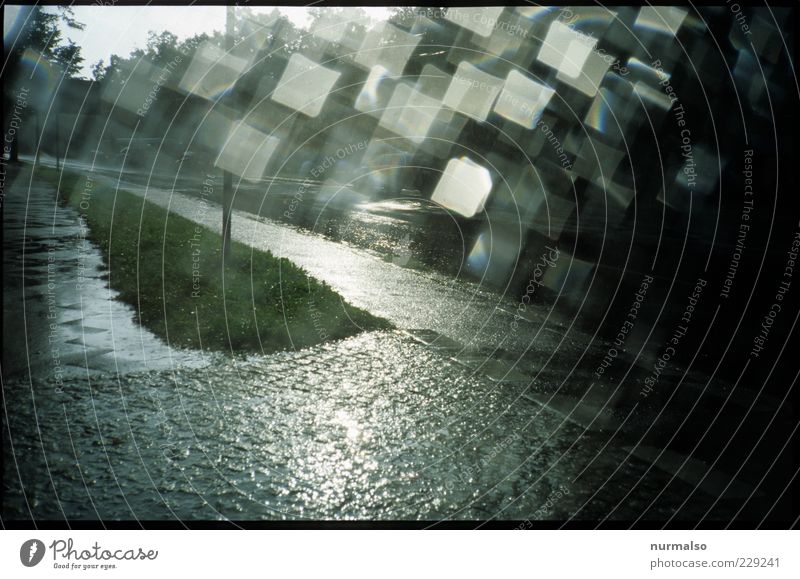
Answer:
[45,166,390,354]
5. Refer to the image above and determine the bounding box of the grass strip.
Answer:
[45,166,390,354]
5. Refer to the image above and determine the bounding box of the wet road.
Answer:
[4,332,715,522]
[39,155,470,279]
[3,162,755,522]
[74,159,577,356]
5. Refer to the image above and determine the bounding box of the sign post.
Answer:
[222,5,235,259]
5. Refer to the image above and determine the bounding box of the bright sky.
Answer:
[4,5,392,79]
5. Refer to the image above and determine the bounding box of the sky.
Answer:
[3,5,392,79]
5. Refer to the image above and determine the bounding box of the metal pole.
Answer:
[55,110,60,171]
[222,5,234,259]
[35,113,41,166]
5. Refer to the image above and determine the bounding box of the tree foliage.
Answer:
[8,6,86,77]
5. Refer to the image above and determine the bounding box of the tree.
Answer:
[139,30,181,63]
[9,6,86,74]
[3,6,86,161]
[91,59,106,82]
[52,40,84,77]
